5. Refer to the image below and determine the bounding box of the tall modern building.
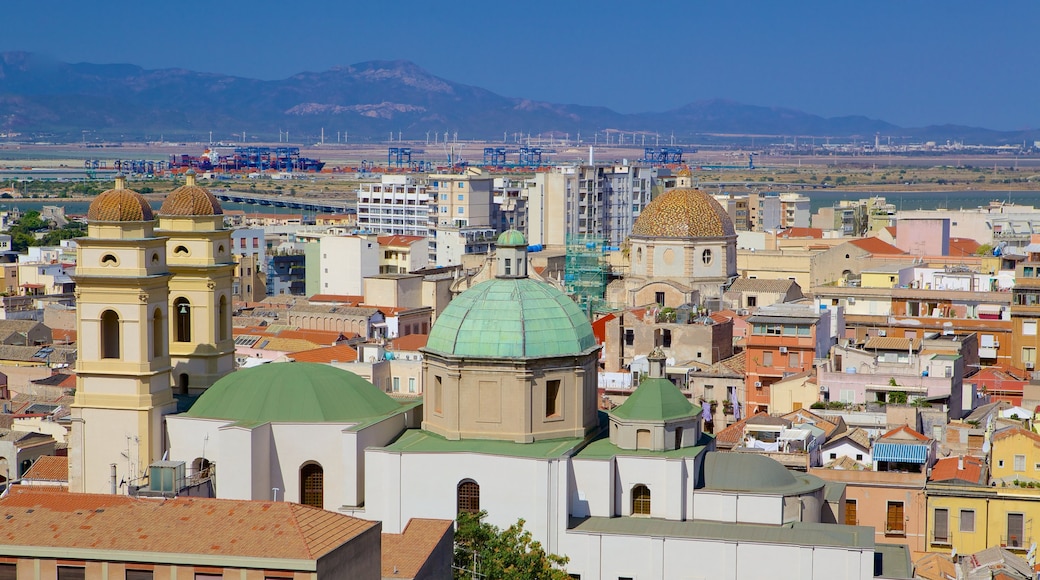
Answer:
[356,175,433,238]
[526,163,659,248]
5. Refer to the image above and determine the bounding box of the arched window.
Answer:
[177,373,189,396]
[100,310,120,359]
[218,295,228,341]
[300,463,323,508]
[632,484,651,516]
[174,298,191,342]
[152,308,163,358]
[192,457,211,478]
[457,480,480,514]
[701,248,713,265]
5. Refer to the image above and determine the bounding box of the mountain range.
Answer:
[0,51,1033,144]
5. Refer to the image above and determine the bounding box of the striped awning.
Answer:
[873,442,928,463]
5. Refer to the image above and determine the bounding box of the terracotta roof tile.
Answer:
[308,294,364,305]
[381,518,453,578]
[929,455,987,485]
[377,235,425,248]
[992,425,1040,446]
[390,334,429,351]
[949,237,981,257]
[0,488,376,560]
[848,237,906,255]
[21,455,68,482]
[777,227,824,239]
[880,424,930,441]
[289,344,359,364]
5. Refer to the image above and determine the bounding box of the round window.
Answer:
[701,249,713,265]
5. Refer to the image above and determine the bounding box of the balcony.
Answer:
[1001,535,1031,551]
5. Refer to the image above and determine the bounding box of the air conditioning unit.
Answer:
[820,385,829,393]
[1027,362,1035,370]
[847,297,855,304]
[877,330,887,337]
[779,346,789,354]
[754,381,763,388]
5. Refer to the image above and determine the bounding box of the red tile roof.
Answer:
[778,227,824,239]
[381,519,453,579]
[884,226,897,237]
[21,456,68,482]
[377,235,425,248]
[929,455,986,485]
[288,344,359,364]
[949,237,982,257]
[992,425,1040,446]
[390,334,429,351]
[0,488,376,560]
[880,424,930,441]
[52,329,76,344]
[848,237,906,255]
[308,294,364,305]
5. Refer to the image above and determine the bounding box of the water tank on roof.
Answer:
[528,244,543,252]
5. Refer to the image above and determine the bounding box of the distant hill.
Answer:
[0,52,1033,144]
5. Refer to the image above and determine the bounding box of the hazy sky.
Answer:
[3,1,1037,130]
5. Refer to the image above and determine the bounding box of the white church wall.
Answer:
[369,450,558,544]
[692,491,737,523]
[563,531,874,580]
[268,422,355,509]
[614,455,692,520]
[350,414,411,507]
[736,494,783,525]
[362,449,403,531]
[570,458,614,517]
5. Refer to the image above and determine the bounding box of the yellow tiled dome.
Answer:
[159,186,223,216]
[159,171,223,216]
[87,177,154,222]
[631,188,735,238]
[675,166,693,177]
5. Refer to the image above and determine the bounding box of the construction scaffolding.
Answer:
[565,234,607,317]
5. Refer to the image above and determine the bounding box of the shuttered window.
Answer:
[960,510,975,533]
[933,509,949,544]
[1008,513,1025,548]
[887,502,905,535]
[0,564,15,580]
[845,500,857,526]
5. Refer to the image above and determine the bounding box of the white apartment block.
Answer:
[355,175,433,238]
[317,234,380,296]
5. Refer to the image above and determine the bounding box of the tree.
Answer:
[454,510,570,580]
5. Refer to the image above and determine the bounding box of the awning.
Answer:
[873,442,928,463]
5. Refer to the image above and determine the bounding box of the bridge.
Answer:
[213,191,354,213]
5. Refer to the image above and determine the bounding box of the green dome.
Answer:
[185,362,401,423]
[497,229,527,247]
[426,278,596,358]
[611,377,700,422]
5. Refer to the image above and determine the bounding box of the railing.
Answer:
[1001,535,1030,550]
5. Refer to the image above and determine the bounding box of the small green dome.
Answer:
[185,362,401,423]
[611,377,700,422]
[496,229,527,247]
[425,278,596,358]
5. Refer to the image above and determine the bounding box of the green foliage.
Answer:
[454,510,570,580]
[976,243,994,256]
[888,391,908,405]
[810,401,826,409]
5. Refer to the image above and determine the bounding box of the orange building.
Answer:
[745,303,837,414]
[1011,238,1040,373]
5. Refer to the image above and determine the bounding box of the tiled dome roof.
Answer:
[159,172,223,216]
[159,186,223,216]
[675,166,693,177]
[496,229,527,247]
[87,178,154,222]
[631,188,735,238]
[425,278,596,359]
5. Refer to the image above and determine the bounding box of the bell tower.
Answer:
[69,176,176,494]
[157,170,235,394]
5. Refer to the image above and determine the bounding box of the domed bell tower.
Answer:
[70,175,176,494]
[157,170,235,395]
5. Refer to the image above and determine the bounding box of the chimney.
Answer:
[110,463,117,495]
[957,455,964,471]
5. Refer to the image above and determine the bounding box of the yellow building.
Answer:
[990,426,1040,485]
[926,483,1040,555]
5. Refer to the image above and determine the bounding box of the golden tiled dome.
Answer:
[675,166,693,177]
[159,186,223,216]
[631,188,735,238]
[87,177,154,222]
[159,172,223,216]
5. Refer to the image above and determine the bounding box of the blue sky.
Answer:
[3,1,1038,130]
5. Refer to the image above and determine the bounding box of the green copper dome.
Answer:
[497,229,527,247]
[185,362,401,423]
[611,377,700,422]
[425,278,596,358]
